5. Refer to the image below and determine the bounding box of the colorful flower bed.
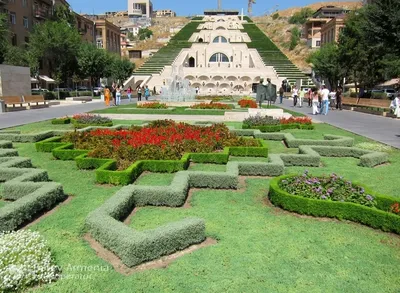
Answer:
[137,102,168,109]
[63,120,260,170]
[279,171,376,207]
[243,115,314,132]
[238,99,258,108]
[190,102,233,110]
[72,113,113,128]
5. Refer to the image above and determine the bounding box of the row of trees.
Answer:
[308,0,400,90]
[0,7,134,90]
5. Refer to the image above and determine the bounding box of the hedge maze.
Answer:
[0,141,67,232]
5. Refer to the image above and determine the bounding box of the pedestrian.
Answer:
[336,87,343,110]
[279,85,284,104]
[321,85,330,115]
[116,85,122,106]
[394,94,400,118]
[137,86,142,101]
[127,86,132,102]
[308,88,313,107]
[292,85,298,107]
[104,86,111,107]
[195,86,199,95]
[111,82,117,106]
[299,88,304,107]
[312,87,319,115]
[144,85,150,101]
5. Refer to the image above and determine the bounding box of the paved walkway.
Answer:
[278,99,400,149]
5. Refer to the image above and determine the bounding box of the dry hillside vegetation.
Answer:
[254,2,362,72]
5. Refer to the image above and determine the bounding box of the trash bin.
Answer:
[0,100,5,113]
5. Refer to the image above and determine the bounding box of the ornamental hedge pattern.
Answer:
[269,174,400,234]
[0,141,67,232]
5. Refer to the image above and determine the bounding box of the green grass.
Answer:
[1,123,398,292]
[229,156,270,162]
[134,172,175,186]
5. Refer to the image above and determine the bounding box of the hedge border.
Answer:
[243,123,315,132]
[0,141,67,231]
[268,175,400,234]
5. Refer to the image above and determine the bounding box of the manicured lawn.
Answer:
[188,163,226,172]
[3,123,399,292]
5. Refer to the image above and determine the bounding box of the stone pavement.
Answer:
[277,99,400,149]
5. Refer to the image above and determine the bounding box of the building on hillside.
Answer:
[76,14,95,43]
[0,0,53,47]
[303,6,350,48]
[154,9,176,17]
[95,19,121,55]
[81,14,107,21]
[128,0,153,19]
[320,17,345,46]
[120,22,140,37]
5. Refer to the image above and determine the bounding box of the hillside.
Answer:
[254,1,362,72]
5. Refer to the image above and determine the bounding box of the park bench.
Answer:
[23,95,48,108]
[343,97,393,117]
[1,96,24,109]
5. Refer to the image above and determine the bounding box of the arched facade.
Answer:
[209,53,229,63]
[212,36,228,43]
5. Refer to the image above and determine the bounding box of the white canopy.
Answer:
[39,75,55,83]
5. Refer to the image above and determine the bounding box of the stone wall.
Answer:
[0,65,31,97]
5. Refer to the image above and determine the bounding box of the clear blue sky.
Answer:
[67,0,357,17]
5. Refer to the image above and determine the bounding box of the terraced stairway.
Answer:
[132,22,203,76]
[242,23,314,88]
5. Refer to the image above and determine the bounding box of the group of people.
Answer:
[103,83,151,106]
[278,84,343,116]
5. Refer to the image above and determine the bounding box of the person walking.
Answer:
[127,86,132,102]
[116,85,122,106]
[137,86,142,101]
[144,85,150,101]
[394,94,400,118]
[299,89,304,108]
[336,87,343,110]
[312,87,320,115]
[104,86,111,106]
[321,85,330,115]
[279,85,284,104]
[308,88,313,107]
[111,82,117,106]
[292,85,298,107]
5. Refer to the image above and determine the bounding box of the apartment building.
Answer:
[0,0,53,46]
[303,6,350,48]
[154,9,176,17]
[95,19,121,55]
[76,13,95,43]
[128,0,153,19]
[320,17,345,46]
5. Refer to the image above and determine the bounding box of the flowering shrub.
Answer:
[191,102,233,110]
[137,102,168,109]
[72,113,112,125]
[63,120,259,170]
[355,142,393,153]
[390,203,400,215]
[243,115,280,126]
[280,117,312,125]
[238,99,258,108]
[0,230,60,292]
[279,171,377,207]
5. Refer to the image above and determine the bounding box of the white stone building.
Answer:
[130,15,285,95]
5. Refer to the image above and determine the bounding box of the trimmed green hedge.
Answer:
[0,144,67,231]
[269,175,400,234]
[242,123,315,132]
[51,118,71,125]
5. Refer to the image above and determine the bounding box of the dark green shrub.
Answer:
[51,117,71,125]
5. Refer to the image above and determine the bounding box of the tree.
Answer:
[288,8,314,24]
[76,43,109,95]
[308,43,342,89]
[52,5,76,26]
[0,13,9,64]
[138,28,153,40]
[110,56,135,85]
[3,45,29,67]
[28,20,81,84]
[289,27,301,50]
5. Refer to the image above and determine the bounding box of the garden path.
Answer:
[278,99,400,149]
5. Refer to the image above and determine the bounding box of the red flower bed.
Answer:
[63,120,258,170]
[238,99,258,108]
[137,102,168,109]
[280,117,312,125]
[191,102,233,110]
